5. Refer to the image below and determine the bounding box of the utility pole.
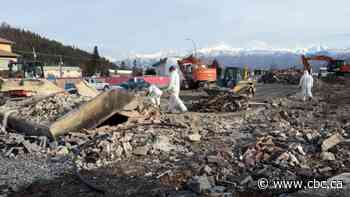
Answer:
[59,56,63,78]
[32,47,37,61]
[186,38,197,57]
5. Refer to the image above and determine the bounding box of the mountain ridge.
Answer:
[120,43,350,69]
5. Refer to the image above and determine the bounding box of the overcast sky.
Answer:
[2,0,350,60]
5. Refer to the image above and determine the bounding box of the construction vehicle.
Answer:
[253,68,268,80]
[176,55,255,96]
[0,60,63,97]
[301,55,350,77]
[177,55,217,89]
[212,66,256,97]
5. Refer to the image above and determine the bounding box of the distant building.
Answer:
[44,66,82,78]
[152,58,168,76]
[116,69,132,76]
[0,37,20,70]
[109,69,133,77]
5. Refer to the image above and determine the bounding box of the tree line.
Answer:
[0,22,114,76]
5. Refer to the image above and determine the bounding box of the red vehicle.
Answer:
[177,55,217,89]
[302,55,350,76]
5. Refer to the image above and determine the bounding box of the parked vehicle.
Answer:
[84,78,110,91]
[119,78,150,90]
[64,82,78,94]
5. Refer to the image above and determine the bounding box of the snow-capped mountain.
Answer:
[118,43,350,69]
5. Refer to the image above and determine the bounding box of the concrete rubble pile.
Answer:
[0,94,90,125]
[191,91,249,112]
[57,90,349,196]
[259,69,303,85]
[2,82,350,197]
[0,131,47,158]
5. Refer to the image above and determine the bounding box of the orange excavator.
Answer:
[177,55,217,89]
[301,55,350,76]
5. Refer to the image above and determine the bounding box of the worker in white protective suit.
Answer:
[166,66,188,113]
[299,70,314,101]
[147,84,162,108]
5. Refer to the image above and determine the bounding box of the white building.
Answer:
[44,66,82,78]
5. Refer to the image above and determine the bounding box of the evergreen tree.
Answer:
[0,22,115,68]
[83,46,100,76]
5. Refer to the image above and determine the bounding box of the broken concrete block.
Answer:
[203,165,212,174]
[271,102,279,108]
[55,146,69,156]
[207,155,220,164]
[277,152,290,162]
[296,145,306,155]
[240,175,253,185]
[305,132,319,142]
[279,110,289,120]
[319,167,332,173]
[153,135,175,152]
[321,133,344,151]
[289,153,300,166]
[122,142,133,156]
[21,140,41,153]
[115,145,123,157]
[209,186,226,197]
[133,146,149,156]
[187,175,212,194]
[320,152,336,161]
[188,133,201,142]
[209,186,226,193]
[5,147,15,158]
[185,152,194,157]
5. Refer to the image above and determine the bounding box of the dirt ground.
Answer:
[4,82,350,197]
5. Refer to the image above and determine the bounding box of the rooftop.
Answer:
[0,37,14,45]
[0,49,20,58]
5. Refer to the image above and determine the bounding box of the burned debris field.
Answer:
[0,75,349,197]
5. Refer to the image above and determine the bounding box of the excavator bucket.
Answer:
[0,89,138,139]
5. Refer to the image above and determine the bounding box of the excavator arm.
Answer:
[301,55,335,73]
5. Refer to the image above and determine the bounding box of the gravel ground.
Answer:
[0,155,73,195]
[0,84,296,197]
[3,82,348,197]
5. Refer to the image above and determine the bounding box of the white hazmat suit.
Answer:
[148,85,162,107]
[299,70,314,101]
[167,69,188,113]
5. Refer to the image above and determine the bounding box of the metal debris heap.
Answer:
[259,68,303,85]
[191,91,249,112]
